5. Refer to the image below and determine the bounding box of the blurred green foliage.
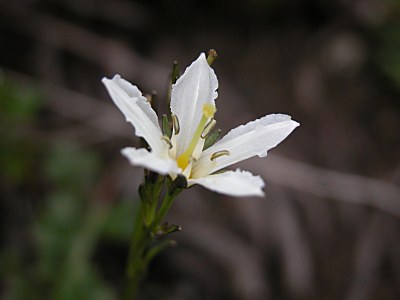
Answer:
[0,75,137,299]
[0,73,42,124]
[0,74,42,182]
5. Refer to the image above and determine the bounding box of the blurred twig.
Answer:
[179,218,269,300]
[0,2,169,91]
[345,214,393,300]
[249,157,400,218]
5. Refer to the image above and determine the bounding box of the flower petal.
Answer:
[193,114,299,177]
[170,53,218,156]
[102,75,166,155]
[121,147,180,175]
[189,169,265,197]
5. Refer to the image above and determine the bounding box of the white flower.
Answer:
[102,53,299,197]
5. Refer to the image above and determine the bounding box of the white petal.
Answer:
[122,147,180,175]
[102,75,166,155]
[189,169,265,197]
[193,114,299,177]
[170,53,218,156]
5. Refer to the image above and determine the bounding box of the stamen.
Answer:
[201,119,216,138]
[210,150,230,161]
[161,135,173,149]
[171,114,180,135]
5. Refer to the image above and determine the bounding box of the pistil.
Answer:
[177,103,216,169]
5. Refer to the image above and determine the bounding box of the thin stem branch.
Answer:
[151,190,177,230]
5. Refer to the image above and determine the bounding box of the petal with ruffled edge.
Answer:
[102,75,166,156]
[122,147,180,175]
[192,114,299,177]
[189,169,265,197]
[170,53,218,156]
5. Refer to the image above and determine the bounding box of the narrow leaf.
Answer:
[203,128,222,150]
[162,114,172,138]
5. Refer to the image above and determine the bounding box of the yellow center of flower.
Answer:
[176,103,216,170]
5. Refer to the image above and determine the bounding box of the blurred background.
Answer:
[1,0,400,299]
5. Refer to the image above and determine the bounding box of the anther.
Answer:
[207,49,218,66]
[203,103,216,118]
[201,119,216,138]
[210,150,230,161]
[161,135,173,149]
[171,114,180,135]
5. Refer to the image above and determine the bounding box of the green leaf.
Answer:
[0,73,42,124]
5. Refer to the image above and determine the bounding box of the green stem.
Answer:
[152,189,179,230]
[143,174,164,226]
[123,175,183,300]
[123,204,149,300]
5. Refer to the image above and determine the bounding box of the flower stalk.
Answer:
[124,173,184,300]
